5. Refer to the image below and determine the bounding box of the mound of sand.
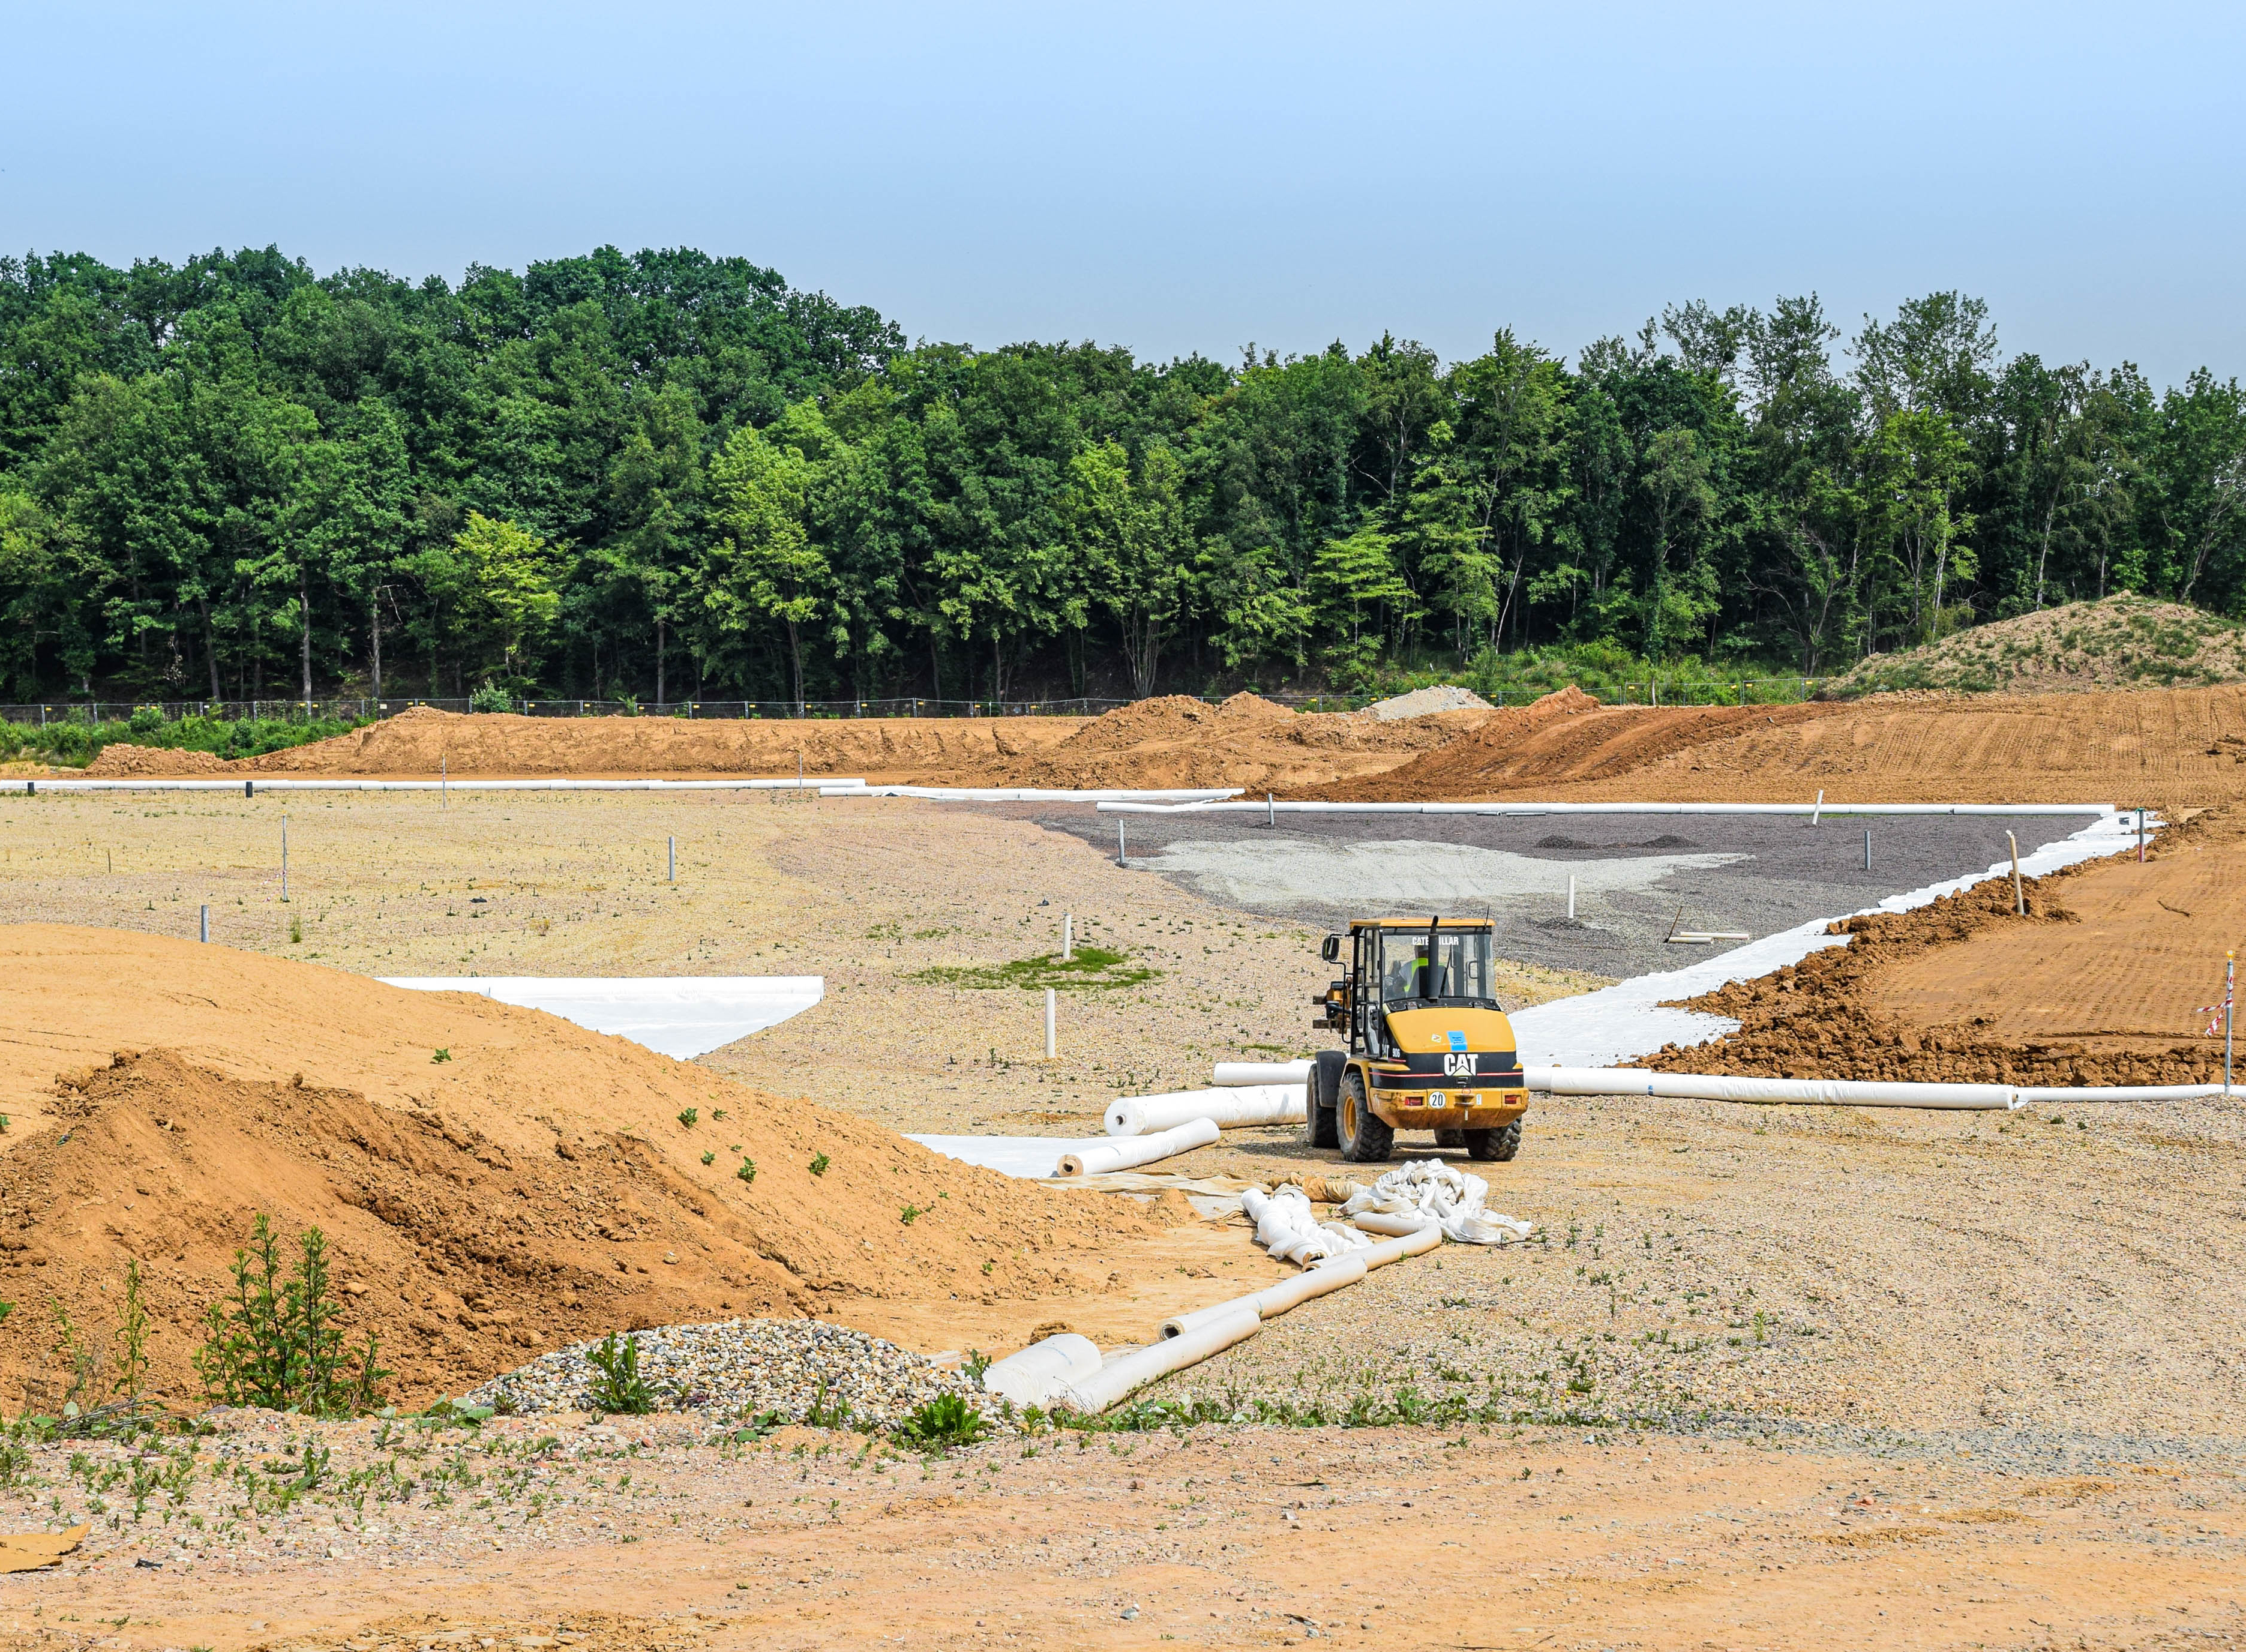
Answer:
[1828,595,2246,697]
[1643,817,2242,1086]
[0,927,1143,1410]
[1363,684,1493,719]
[982,692,1486,790]
[81,743,230,777]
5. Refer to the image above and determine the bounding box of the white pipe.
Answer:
[1056,1115,1221,1176]
[1094,799,2117,817]
[980,1333,1103,1406]
[1105,1084,1305,1137]
[1351,1210,1437,1237]
[1528,1066,2229,1110]
[1055,1307,1261,1414]
[1212,1060,1312,1086]
[1159,1254,1368,1339]
[1358,1224,1444,1268]
[1529,1066,2018,1110]
[1044,987,1057,1060]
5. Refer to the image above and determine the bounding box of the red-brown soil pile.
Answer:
[983,691,1483,790]
[0,927,1143,1410]
[1314,683,2246,807]
[78,743,231,776]
[1644,815,2244,1084]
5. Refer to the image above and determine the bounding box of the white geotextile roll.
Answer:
[2011,1084,2230,1104]
[1339,1159,1535,1245]
[1056,1308,1261,1414]
[1159,1254,1369,1339]
[980,1333,1103,1406]
[1103,1085,1306,1137]
[1241,1185,1373,1266]
[1527,1066,2020,1111]
[1213,1060,1314,1086]
[1057,1116,1220,1176]
[1358,1224,1444,1268]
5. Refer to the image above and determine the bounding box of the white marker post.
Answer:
[2008,831,2024,915]
[1044,988,1057,1060]
[199,904,209,944]
[281,814,289,900]
[1062,913,1073,961]
[668,836,677,883]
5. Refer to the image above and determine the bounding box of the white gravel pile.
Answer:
[460,1318,985,1426]
[1364,684,1492,719]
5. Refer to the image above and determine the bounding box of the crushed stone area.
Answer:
[462,1320,985,1427]
[2,1409,2238,1652]
[1010,804,2101,980]
[1363,684,1492,719]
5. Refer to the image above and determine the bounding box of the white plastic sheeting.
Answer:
[1096,797,2119,818]
[1055,1308,1263,1414]
[819,782,1240,803]
[1158,1254,1368,1339]
[1531,1068,2232,1110]
[377,974,822,1059]
[979,1333,1104,1406]
[1056,1117,1221,1176]
[1241,1185,1372,1266]
[905,1134,1112,1179]
[1509,808,2145,1068]
[1104,1084,1306,1137]
[1213,1060,1313,1086]
[1338,1159,1536,1244]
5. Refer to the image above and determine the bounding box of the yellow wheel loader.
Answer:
[1308,917,1527,1164]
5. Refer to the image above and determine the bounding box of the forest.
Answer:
[2,243,2242,707]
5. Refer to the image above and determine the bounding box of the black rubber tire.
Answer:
[1338,1068,1394,1164]
[1432,1127,1467,1149]
[1306,1050,1345,1149]
[1465,1122,1523,1162]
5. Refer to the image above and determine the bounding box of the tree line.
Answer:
[2,244,2242,707]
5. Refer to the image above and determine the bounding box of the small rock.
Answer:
[1120,1606,1139,1621]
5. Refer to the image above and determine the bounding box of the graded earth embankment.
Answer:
[1315,682,2246,806]
[0,927,1145,1410]
[80,693,1483,789]
[1644,807,2246,1084]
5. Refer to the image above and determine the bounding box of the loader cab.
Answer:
[1310,917,1528,1165]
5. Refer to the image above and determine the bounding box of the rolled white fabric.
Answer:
[1104,1085,1306,1137]
[2010,1084,2230,1104]
[1351,1210,1435,1238]
[980,1333,1103,1406]
[1240,1185,1371,1266]
[1212,1060,1313,1086]
[1056,1115,1221,1176]
[1359,1224,1444,1269]
[1159,1254,1369,1339]
[1055,1307,1262,1414]
[1528,1066,2020,1111]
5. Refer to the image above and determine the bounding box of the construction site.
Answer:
[2,681,2242,1652]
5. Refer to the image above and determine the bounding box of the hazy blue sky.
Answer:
[5,1,2241,384]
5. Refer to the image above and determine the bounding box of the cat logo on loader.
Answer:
[1307,916,1527,1164]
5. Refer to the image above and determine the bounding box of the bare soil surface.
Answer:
[4,1413,2238,1652]
[5,790,2244,1650]
[1311,682,2246,806]
[1829,593,2246,696]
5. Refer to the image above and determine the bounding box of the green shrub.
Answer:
[469,684,514,714]
[193,1215,387,1417]
[894,1393,989,1451]
[585,1332,653,1415]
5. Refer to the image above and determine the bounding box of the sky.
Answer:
[4,1,2243,385]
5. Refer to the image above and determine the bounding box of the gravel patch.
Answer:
[461,1318,986,1427]
[1364,685,1492,719]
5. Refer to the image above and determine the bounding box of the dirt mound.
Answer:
[0,927,1143,1410]
[1364,684,1493,720]
[977,692,1486,791]
[1307,693,1839,800]
[81,743,230,776]
[1642,838,2228,1086]
[1828,595,2246,697]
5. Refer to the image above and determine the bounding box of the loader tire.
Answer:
[1306,1050,1344,1149]
[1433,1128,1467,1149]
[1466,1122,1522,1162]
[1338,1069,1393,1164]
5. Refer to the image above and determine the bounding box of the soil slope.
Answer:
[1320,682,2246,806]
[1643,812,2246,1084]
[0,927,1143,1411]
[1829,593,2246,696]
